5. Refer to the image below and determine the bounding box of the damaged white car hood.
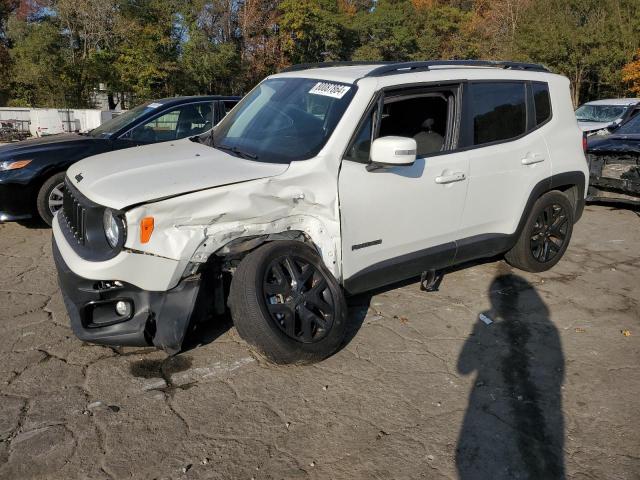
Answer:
[66,139,289,210]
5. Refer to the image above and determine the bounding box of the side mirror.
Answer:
[369,136,417,169]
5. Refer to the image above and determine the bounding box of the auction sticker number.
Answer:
[309,82,351,99]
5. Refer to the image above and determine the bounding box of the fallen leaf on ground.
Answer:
[621,329,632,337]
[575,328,586,333]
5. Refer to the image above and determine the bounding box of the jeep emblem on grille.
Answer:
[75,173,83,182]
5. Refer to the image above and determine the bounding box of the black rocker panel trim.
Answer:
[343,242,455,295]
[452,233,513,266]
[343,171,586,295]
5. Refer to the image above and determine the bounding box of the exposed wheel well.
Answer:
[215,231,320,270]
[553,184,579,216]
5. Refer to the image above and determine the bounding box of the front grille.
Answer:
[62,182,87,245]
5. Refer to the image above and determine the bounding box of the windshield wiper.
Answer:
[214,143,259,160]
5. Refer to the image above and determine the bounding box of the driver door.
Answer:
[339,87,469,293]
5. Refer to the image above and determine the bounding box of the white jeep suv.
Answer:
[52,61,588,364]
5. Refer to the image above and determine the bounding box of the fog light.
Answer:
[115,300,131,317]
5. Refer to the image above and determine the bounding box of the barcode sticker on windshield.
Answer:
[309,82,351,99]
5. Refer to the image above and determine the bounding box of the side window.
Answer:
[345,111,374,162]
[346,89,453,162]
[223,101,237,114]
[379,93,449,157]
[469,82,526,145]
[125,103,213,143]
[532,82,551,126]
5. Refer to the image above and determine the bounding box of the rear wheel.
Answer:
[505,190,574,272]
[229,241,347,364]
[36,172,66,226]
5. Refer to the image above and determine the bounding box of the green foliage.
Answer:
[5,17,68,107]
[515,0,640,103]
[350,1,478,62]
[112,0,184,102]
[1,0,639,107]
[352,0,416,61]
[181,34,239,95]
[411,4,477,60]
[279,0,349,63]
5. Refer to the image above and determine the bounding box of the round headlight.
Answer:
[103,209,120,248]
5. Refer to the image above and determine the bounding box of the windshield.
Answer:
[89,101,161,137]
[211,77,356,163]
[617,114,640,135]
[575,104,628,123]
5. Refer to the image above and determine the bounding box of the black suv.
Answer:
[0,96,239,225]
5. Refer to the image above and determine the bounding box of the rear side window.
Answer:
[469,82,526,145]
[223,101,237,114]
[532,82,551,125]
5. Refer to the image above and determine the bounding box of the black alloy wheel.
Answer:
[529,203,569,263]
[229,240,348,364]
[504,190,574,273]
[262,255,335,343]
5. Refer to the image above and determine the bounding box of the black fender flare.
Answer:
[512,170,586,243]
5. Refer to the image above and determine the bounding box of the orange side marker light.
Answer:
[140,217,154,243]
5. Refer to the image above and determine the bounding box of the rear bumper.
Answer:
[53,240,202,354]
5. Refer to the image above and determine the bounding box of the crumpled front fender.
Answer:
[124,160,342,289]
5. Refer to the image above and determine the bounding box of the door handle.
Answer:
[521,152,545,165]
[435,172,466,184]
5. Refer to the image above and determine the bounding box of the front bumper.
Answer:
[0,171,37,220]
[52,212,186,292]
[587,153,640,206]
[53,240,203,354]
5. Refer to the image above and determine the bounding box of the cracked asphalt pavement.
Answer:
[0,205,638,479]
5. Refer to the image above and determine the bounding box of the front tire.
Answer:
[505,190,574,272]
[229,241,347,364]
[36,172,66,226]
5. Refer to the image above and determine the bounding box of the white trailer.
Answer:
[71,109,114,133]
[29,109,65,137]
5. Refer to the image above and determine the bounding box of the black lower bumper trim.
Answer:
[53,240,202,354]
[0,180,36,220]
[0,212,32,222]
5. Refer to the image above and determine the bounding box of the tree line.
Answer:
[1,0,639,109]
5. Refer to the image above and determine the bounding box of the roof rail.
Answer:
[280,61,393,73]
[279,60,549,76]
[364,60,549,77]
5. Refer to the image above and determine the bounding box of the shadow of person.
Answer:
[456,274,565,479]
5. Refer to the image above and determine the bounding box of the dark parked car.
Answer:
[587,113,640,206]
[0,96,239,225]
